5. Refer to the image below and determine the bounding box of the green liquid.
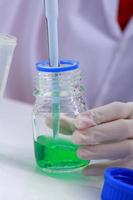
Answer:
[34,135,89,172]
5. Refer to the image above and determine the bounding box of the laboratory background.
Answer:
[0,0,133,107]
[0,0,133,200]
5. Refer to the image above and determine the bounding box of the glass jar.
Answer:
[32,60,89,173]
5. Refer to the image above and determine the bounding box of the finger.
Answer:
[127,102,133,118]
[46,114,76,135]
[74,102,133,129]
[83,159,133,176]
[74,112,97,129]
[72,119,133,145]
[77,139,133,160]
[59,115,76,134]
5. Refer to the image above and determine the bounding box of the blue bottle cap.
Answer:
[101,167,133,200]
[36,59,79,73]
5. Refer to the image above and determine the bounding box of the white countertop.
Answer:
[0,99,103,200]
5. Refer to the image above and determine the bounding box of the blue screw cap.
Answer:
[101,168,133,200]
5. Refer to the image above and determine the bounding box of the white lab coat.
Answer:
[0,0,133,107]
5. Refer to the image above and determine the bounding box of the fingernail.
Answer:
[74,117,96,129]
[72,131,86,144]
[77,149,89,159]
[83,167,92,176]
[77,148,100,160]
[83,169,89,176]
[83,168,97,176]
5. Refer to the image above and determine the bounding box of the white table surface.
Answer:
[0,99,103,200]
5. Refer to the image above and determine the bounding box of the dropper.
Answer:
[45,0,60,138]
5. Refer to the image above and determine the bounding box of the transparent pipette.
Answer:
[45,0,60,138]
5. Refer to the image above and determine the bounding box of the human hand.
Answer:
[46,114,76,135]
[73,102,133,176]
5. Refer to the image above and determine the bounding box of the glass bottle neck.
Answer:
[33,69,82,98]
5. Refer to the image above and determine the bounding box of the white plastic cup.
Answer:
[0,34,17,98]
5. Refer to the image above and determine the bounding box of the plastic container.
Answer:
[32,59,89,173]
[101,167,133,200]
[0,34,17,98]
